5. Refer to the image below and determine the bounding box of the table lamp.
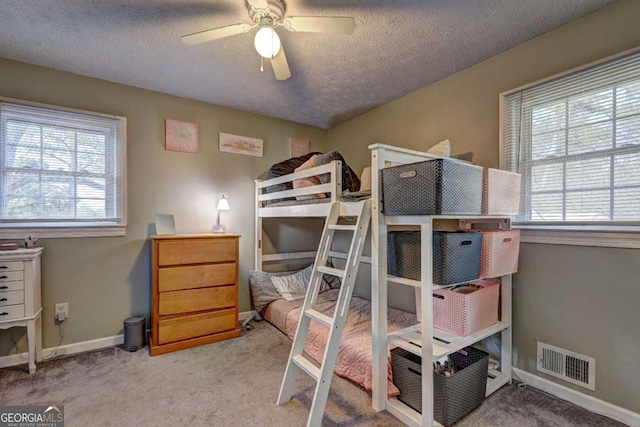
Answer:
[213,194,230,232]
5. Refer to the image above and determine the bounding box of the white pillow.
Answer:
[426,139,451,157]
[271,264,330,301]
[360,166,371,191]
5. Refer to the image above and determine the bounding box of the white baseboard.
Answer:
[0,334,124,370]
[513,368,639,427]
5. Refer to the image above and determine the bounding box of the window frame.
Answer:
[499,46,640,248]
[0,97,127,238]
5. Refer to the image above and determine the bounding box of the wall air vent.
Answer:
[537,342,595,391]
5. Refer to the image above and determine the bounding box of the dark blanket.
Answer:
[264,151,360,204]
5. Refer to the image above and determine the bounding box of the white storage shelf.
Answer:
[377,216,513,427]
[369,143,514,427]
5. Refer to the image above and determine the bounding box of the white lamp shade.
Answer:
[254,27,281,58]
[217,195,230,211]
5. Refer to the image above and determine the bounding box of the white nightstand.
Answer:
[0,247,43,373]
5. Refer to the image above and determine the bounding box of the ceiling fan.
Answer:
[181,0,356,80]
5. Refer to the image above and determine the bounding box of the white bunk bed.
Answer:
[369,143,513,427]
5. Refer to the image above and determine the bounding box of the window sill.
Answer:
[515,225,640,249]
[0,225,126,239]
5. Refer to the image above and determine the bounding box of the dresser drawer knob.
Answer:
[0,298,6,302]
[0,276,7,279]
[0,286,7,289]
[0,312,8,316]
[0,266,7,269]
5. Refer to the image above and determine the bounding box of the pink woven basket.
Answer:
[482,168,521,215]
[416,280,499,336]
[478,230,520,279]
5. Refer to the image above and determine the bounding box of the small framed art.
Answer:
[219,132,263,157]
[165,119,199,154]
[289,138,310,158]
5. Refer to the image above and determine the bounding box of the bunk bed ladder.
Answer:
[277,200,372,427]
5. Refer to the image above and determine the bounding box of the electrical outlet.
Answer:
[55,303,68,322]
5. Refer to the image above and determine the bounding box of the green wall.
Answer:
[327,0,640,414]
[0,58,327,354]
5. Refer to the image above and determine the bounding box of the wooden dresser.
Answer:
[149,234,241,356]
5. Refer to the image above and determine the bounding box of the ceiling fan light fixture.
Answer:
[254,26,281,58]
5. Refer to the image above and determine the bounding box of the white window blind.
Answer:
[0,101,125,227]
[502,50,640,226]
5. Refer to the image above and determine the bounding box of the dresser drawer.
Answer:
[0,281,24,292]
[0,290,24,307]
[0,261,23,272]
[158,308,236,344]
[159,286,236,316]
[0,271,24,282]
[0,304,25,320]
[158,263,236,292]
[158,239,237,266]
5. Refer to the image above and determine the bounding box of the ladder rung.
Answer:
[305,308,333,327]
[292,354,320,381]
[328,224,357,231]
[316,266,345,277]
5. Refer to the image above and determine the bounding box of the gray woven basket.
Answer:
[391,346,490,426]
[387,231,482,285]
[381,159,483,215]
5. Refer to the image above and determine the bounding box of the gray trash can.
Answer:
[123,316,145,352]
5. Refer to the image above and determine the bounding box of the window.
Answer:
[0,99,126,237]
[501,50,640,247]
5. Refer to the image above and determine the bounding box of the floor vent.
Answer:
[537,342,595,390]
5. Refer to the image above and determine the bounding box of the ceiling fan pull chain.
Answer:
[260,56,264,72]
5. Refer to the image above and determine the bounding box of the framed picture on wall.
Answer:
[165,119,199,154]
[289,138,310,158]
[219,132,263,157]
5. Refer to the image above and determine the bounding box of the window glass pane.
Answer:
[6,197,39,219]
[77,199,106,218]
[77,150,105,174]
[531,130,565,160]
[568,89,613,126]
[5,144,41,169]
[77,132,105,155]
[6,121,40,147]
[42,198,74,219]
[617,79,640,118]
[531,102,566,134]
[566,190,610,221]
[77,178,105,199]
[614,187,640,220]
[616,115,640,148]
[531,163,563,192]
[42,126,74,151]
[614,152,640,187]
[5,172,39,196]
[530,193,563,221]
[567,121,612,155]
[43,148,74,172]
[41,175,74,199]
[566,157,610,190]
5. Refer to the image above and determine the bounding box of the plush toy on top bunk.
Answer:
[263,150,361,204]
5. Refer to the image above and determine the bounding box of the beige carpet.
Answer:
[0,321,626,427]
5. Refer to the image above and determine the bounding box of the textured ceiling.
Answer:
[0,0,617,129]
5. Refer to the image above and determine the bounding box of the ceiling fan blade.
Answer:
[271,47,291,81]
[282,16,355,34]
[182,23,253,46]
[246,0,269,12]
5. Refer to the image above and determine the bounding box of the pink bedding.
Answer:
[263,289,417,395]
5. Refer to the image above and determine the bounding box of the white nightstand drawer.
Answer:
[0,261,23,272]
[0,271,24,282]
[0,281,24,292]
[0,290,23,306]
[0,304,24,320]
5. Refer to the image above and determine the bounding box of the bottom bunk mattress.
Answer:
[263,289,417,395]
